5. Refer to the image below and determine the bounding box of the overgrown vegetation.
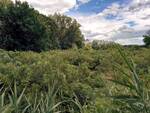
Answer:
[0,0,150,113]
[0,45,149,113]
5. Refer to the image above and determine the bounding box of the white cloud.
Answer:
[72,0,150,45]
[116,37,144,45]
[11,0,150,45]
[75,0,91,9]
[12,0,77,15]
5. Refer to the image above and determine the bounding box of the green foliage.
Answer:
[0,1,49,52]
[0,48,105,112]
[0,0,12,8]
[143,36,150,46]
[0,46,149,112]
[0,1,84,51]
[143,30,150,47]
[50,13,84,49]
[0,1,149,112]
[0,81,69,113]
[110,46,150,113]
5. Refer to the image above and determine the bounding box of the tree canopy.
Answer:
[0,1,84,51]
[51,14,84,49]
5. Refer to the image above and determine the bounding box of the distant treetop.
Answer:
[143,30,150,47]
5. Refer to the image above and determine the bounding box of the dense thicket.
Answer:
[0,46,150,112]
[0,0,84,51]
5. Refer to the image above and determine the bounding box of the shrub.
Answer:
[0,46,149,112]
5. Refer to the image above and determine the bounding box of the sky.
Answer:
[11,0,150,45]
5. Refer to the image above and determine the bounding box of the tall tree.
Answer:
[0,1,48,51]
[51,13,84,49]
[39,14,59,49]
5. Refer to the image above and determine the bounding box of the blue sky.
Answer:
[69,0,130,14]
[11,0,150,45]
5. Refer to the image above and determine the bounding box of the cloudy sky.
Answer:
[12,0,150,45]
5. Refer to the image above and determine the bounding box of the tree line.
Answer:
[0,0,84,52]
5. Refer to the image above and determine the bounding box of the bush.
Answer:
[0,46,149,112]
[0,49,105,112]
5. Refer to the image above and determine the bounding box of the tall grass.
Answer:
[0,82,85,113]
[110,45,150,113]
[0,82,66,113]
[0,82,27,113]
[0,46,149,113]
